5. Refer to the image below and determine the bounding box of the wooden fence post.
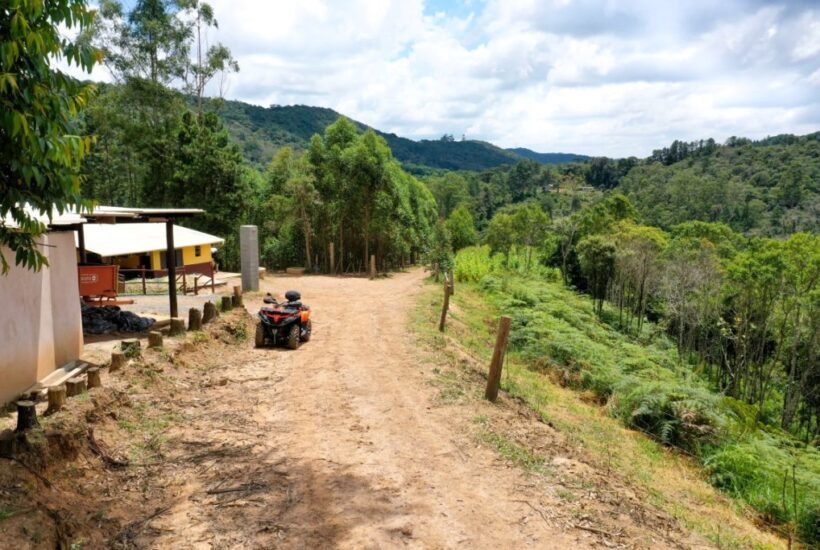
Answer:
[485,316,512,402]
[370,255,376,279]
[329,242,335,275]
[439,274,452,332]
[141,270,147,295]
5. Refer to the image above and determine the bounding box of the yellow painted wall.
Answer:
[184,244,213,265]
[149,245,213,270]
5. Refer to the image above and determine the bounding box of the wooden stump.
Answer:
[188,307,202,331]
[148,331,163,348]
[46,385,66,415]
[87,367,102,389]
[121,339,141,358]
[0,429,16,457]
[110,352,126,372]
[169,317,185,337]
[221,296,232,312]
[203,301,217,323]
[15,401,38,432]
[232,285,243,307]
[66,376,87,398]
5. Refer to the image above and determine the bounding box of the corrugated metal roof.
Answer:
[77,223,224,258]
[2,205,86,229]
[85,206,205,219]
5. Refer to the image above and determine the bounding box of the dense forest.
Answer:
[443,193,819,542]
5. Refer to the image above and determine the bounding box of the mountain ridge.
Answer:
[214,99,588,171]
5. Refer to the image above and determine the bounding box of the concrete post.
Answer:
[240,225,259,292]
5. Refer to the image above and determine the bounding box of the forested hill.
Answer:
[615,132,820,236]
[507,147,590,164]
[215,99,575,172]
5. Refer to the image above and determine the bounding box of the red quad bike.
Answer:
[255,290,312,349]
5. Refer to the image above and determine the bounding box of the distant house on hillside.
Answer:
[77,223,224,276]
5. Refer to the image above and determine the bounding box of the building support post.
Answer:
[166,219,178,318]
[77,224,88,264]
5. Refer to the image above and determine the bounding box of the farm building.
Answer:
[77,223,224,276]
[0,208,86,406]
[1,205,212,406]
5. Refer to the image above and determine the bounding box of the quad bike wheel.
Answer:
[286,324,301,350]
[300,319,312,342]
[255,324,265,348]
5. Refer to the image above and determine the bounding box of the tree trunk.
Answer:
[46,385,66,415]
[15,401,38,432]
[221,296,233,312]
[169,318,186,336]
[121,339,141,358]
[110,352,126,372]
[189,307,203,331]
[87,367,102,389]
[203,301,218,323]
[66,377,87,397]
[148,331,163,349]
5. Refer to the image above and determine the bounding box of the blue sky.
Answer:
[86,0,820,157]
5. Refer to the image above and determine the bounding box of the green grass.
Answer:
[448,246,820,545]
[0,505,16,521]
[477,428,549,474]
[409,246,820,547]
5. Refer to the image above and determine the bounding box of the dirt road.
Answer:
[139,269,587,549]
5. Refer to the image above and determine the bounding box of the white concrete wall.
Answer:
[0,231,83,405]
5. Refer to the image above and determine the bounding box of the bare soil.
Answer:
[1,269,719,548]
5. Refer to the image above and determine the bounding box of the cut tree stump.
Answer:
[188,307,202,331]
[169,318,185,336]
[203,301,217,323]
[148,331,163,348]
[15,401,38,432]
[110,352,126,372]
[221,296,232,312]
[86,367,102,389]
[66,376,87,398]
[121,339,141,358]
[0,429,16,457]
[46,385,66,415]
[232,285,243,307]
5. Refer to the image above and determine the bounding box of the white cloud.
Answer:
[64,0,820,157]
